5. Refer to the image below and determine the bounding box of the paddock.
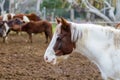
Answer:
[0,31,102,80]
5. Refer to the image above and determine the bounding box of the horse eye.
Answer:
[57,37,61,41]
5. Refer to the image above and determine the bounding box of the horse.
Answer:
[0,21,10,43]
[0,18,24,43]
[44,17,120,80]
[25,13,41,21]
[13,13,41,22]
[13,13,30,22]
[20,20,53,43]
[2,13,15,21]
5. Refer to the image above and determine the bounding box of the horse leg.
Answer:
[44,32,48,43]
[16,31,21,35]
[3,36,7,43]
[28,33,32,43]
[48,31,52,41]
[3,30,11,43]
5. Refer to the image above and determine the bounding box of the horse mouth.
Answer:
[55,50,63,56]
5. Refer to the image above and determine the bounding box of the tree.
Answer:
[36,0,43,15]
[41,0,69,9]
[67,0,119,26]
[0,0,6,15]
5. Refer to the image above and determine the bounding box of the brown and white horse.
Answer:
[44,17,120,80]
[13,13,41,22]
[2,13,15,21]
[2,13,41,22]
[0,18,24,43]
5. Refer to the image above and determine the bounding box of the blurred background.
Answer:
[0,0,119,25]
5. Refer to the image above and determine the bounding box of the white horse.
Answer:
[44,17,120,80]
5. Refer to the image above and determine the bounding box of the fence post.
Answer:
[51,12,54,22]
[43,7,46,20]
[70,8,74,21]
[86,11,91,21]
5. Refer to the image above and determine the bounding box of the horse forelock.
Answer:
[70,22,82,42]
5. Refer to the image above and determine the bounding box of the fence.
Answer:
[40,7,86,22]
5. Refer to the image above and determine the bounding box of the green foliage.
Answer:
[41,0,69,9]
[52,23,56,32]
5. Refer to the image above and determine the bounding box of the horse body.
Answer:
[44,18,120,80]
[21,20,52,43]
[72,23,120,79]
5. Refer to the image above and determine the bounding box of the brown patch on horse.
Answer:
[21,20,52,43]
[53,18,76,56]
[25,13,41,21]
[13,14,24,20]
[116,23,120,29]
[7,14,12,20]
[13,13,41,21]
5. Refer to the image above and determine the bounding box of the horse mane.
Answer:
[70,22,117,43]
[70,22,81,42]
[26,13,41,21]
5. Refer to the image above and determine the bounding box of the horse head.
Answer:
[44,17,76,64]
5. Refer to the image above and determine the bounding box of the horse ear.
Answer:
[56,17,61,24]
[61,17,69,29]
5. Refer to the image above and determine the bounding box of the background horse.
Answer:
[13,13,41,22]
[44,17,120,80]
[0,18,24,43]
[20,20,52,43]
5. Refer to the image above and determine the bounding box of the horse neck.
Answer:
[72,23,115,61]
[21,22,29,31]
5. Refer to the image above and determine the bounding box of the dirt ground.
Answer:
[0,32,102,80]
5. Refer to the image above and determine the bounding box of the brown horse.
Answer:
[20,20,52,43]
[25,13,41,21]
